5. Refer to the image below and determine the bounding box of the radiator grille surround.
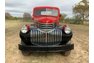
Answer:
[30,28,62,46]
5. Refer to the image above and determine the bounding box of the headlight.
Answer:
[21,25,28,33]
[63,25,71,34]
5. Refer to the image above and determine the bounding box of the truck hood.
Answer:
[34,17,58,24]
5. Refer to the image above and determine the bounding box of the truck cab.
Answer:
[32,6,60,26]
[19,6,74,56]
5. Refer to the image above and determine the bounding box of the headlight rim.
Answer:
[63,25,72,34]
[21,25,28,33]
[64,27,72,34]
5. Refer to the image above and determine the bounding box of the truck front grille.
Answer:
[30,29,62,46]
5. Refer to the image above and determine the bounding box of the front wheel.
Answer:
[60,51,71,56]
[21,51,31,56]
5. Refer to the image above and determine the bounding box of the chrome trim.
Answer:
[30,28,62,46]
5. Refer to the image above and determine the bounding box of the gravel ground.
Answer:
[5,20,89,63]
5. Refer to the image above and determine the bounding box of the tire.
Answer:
[61,51,71,56]
[20,41,31,56]
[21,50,31,56]
[21,40,26,45]
[67,40,71,44]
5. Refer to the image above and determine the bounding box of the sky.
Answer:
[5,0,81,17]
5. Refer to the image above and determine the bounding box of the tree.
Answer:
[60,13,67,23]
[23,13,31,21]
[73,0,89,24]
[5,12,12,19]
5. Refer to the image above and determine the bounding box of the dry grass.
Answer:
[5,20,89,63]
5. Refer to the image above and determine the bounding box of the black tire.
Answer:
[21,40,25,45]
[21,50,31,56]
[60,51,71,56]
[20,41,31,56]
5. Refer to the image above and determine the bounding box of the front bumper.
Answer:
[18,44,74,52]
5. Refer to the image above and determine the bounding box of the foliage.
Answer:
[23,12,31,21]
[5,12,23,20]
[5,12,13,20]
[60,13,67,23]
[73,0,89,24]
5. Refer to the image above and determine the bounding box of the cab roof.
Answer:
[33,6,60,10]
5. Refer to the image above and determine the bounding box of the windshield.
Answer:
[34,8,58,16]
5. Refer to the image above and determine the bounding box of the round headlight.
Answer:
[21,25,28,33]
[64,26,71,34]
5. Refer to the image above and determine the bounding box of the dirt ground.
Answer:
[5,20,89,63]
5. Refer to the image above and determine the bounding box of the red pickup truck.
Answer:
[18,6,74,56]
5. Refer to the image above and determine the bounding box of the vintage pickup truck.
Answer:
[18,6,74,56]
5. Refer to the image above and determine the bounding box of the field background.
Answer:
[5,20,89,63]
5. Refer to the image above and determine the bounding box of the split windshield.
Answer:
[34,8,58,16]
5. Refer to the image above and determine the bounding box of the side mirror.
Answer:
[59,14,61,17]
[32,17,34,20]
